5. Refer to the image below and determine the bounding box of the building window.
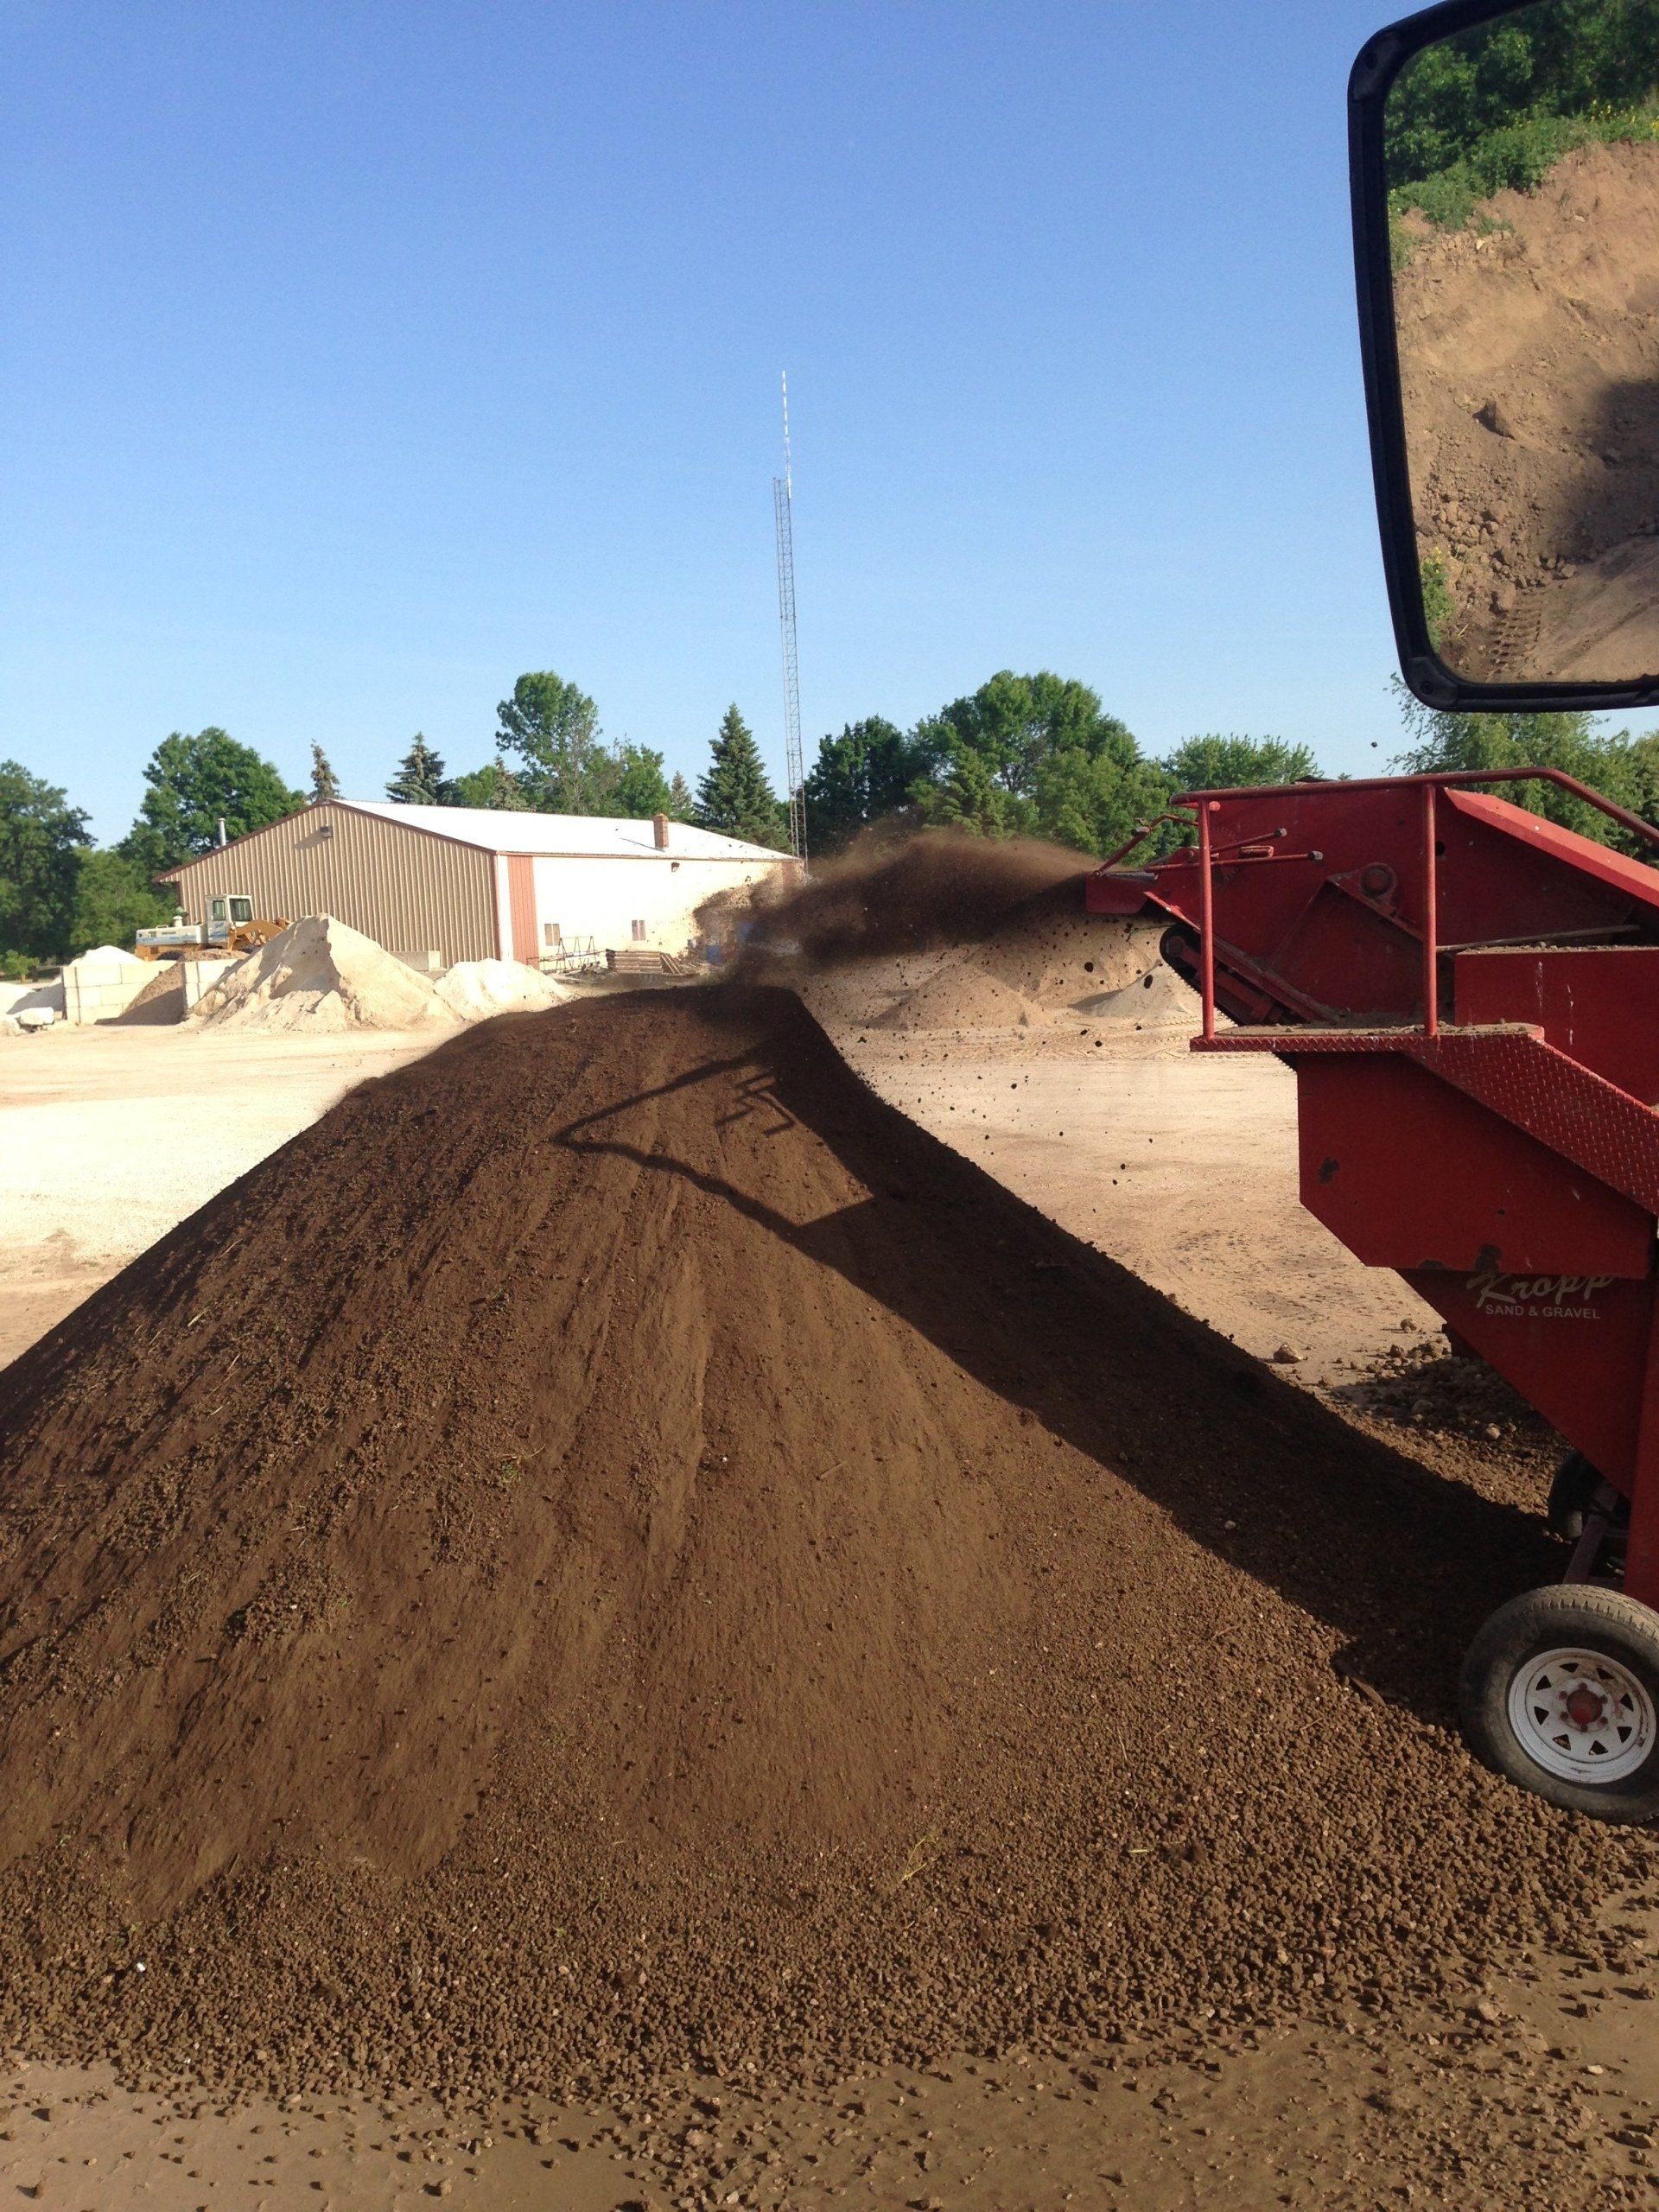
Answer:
[543,922,562,945]
[631,919,647,942]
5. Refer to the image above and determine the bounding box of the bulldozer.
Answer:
[136,894,290,961]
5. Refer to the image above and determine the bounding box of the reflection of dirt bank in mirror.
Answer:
[1395,137,1659,682]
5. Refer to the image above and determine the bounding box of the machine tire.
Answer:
[1547,1451,1603,1542]
[1459,1585,1659,1822]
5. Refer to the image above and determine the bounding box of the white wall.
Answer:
[61,950,156,1026]
[527,854,788,959]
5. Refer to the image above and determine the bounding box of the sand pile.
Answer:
[879,958,1044,1032]
[435,958,569,1021]
[975,903,1159,1007]
[191,916,457,1033]
[1076,962,1201,1025]
[0,989,1643,2101]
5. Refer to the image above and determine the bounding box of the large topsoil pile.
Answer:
[0,989,1641,2101]
[1396,138,1659,680]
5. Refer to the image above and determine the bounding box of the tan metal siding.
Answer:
[162,803,497,963]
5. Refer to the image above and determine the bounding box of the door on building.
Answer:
[505,855,537,965]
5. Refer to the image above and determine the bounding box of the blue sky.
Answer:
[0,1,1543,840]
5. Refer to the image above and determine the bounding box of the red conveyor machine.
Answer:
[1090,769,1659,1821]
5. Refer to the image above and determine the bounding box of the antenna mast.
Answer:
[772,372,806,861]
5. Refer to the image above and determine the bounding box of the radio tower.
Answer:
[772,372,806,861]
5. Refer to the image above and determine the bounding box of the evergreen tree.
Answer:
[309,742,341,804]
[385,734,448,805]
[912,741,1036,840]
[694,707,788,849]
[445,754,527,809]
[667,771,694,820]
[803,717,919,853]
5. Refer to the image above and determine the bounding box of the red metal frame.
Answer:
[1090,772,1659,1611]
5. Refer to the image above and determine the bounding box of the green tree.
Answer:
[1032,744,1173,857]
[803,717,920,852]
[444,755,527,809]
[667,770,694,820]
[903,671,1163,854]
[385,734,448,805]
[0,760,88,965]
[1162,734,1320,791]
[932,670,1134,802]
[694,707,789,849]
[1392,680,1659,852]
[69,849,171,953]
[495,671,613,812]
[121,730,304,876]
[609,741,674,818]
[308,742,341,804]
[911,741,1037,840]
[1386,1,1659,230]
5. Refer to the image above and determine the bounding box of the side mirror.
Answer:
[1351,0,1659,709]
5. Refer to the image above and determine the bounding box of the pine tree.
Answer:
[444,754,528,810]
[308,742,341,804]
[385,734,447,805]
[693,707,788,849]
[667,770,694,820]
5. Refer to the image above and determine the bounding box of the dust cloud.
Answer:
[702,829,1093,977]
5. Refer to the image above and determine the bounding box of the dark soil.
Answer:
[0,988,1648,2105]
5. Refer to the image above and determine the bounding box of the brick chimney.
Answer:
[652,812,670,850]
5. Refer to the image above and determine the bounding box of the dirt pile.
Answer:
[1396,138,1659,679]
[191,916,457,1033]
[0,989,1644,2101]
[113,963,188,1026]
[435,958,570,1021]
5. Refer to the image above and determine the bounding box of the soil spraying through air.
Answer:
[0,987,1647,2103]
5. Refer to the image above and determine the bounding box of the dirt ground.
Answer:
[0,1025,441,1370]
[1,985,1656,2208]
[1395,137,1659,683]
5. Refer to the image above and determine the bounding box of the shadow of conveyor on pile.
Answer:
[559,991,1557,1724]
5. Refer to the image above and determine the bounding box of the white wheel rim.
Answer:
[1508,1645,1656,1786]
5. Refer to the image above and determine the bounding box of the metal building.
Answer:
[159,801,797,968]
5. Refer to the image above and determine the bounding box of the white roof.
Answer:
[340,799,788,864]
